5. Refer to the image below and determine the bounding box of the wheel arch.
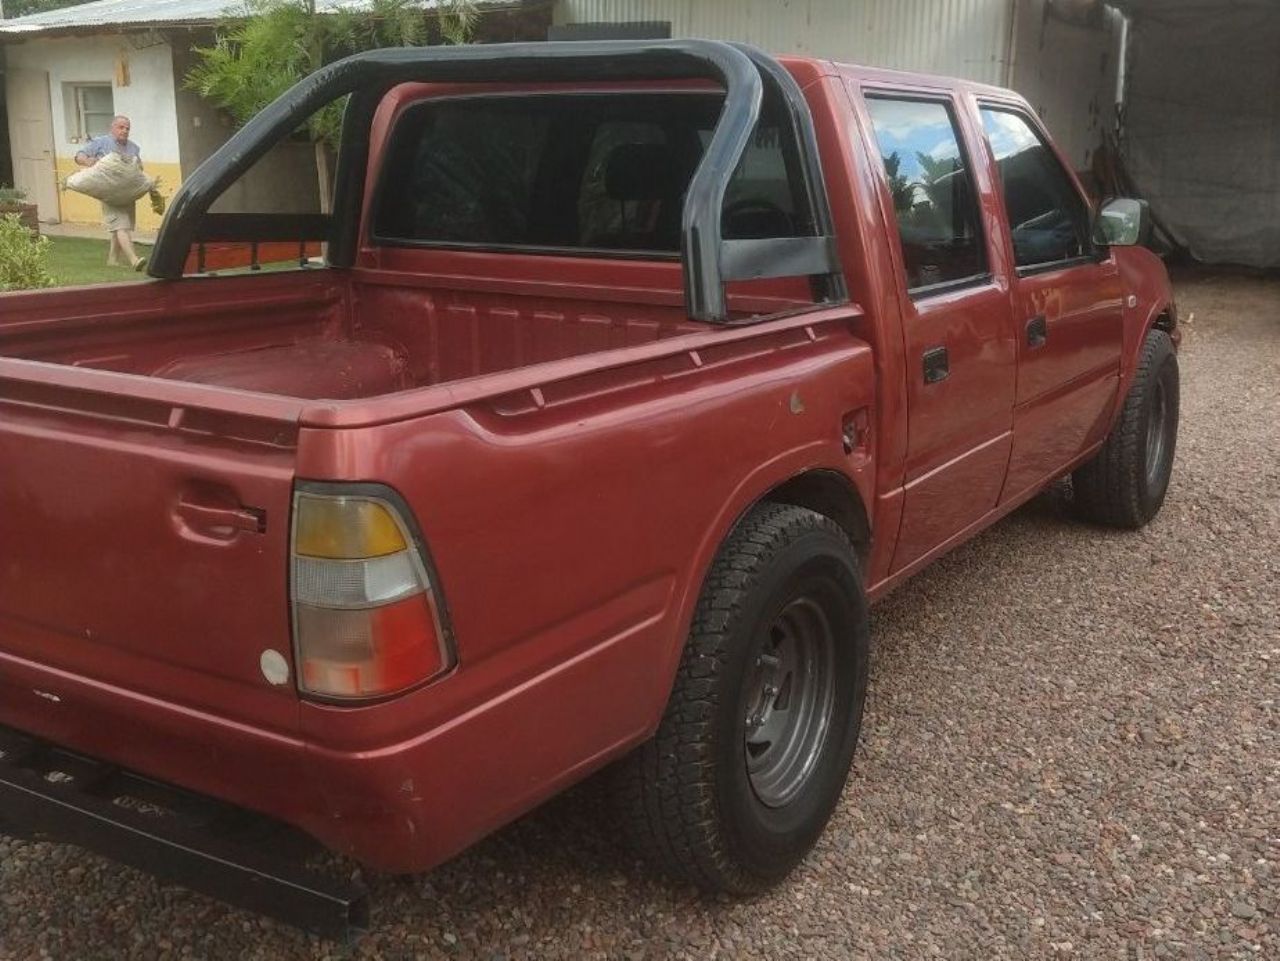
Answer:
[1152,306,1176,335]
[642,462,874,740]
[1115,300,1179,420]
[759,468,872,565]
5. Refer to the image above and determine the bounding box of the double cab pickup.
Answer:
[0,40,1178,932]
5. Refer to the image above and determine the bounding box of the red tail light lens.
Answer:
[291,488,452,700]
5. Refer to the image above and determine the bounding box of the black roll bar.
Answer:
[151,40,845,322]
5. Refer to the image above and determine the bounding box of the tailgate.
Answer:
[0,363,303,741]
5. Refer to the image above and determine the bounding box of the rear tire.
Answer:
[1072,329,1179,528]
[613,503,869,893]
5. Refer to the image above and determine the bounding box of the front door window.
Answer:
[979,108,1092,271]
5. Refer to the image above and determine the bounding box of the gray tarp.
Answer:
[1121,4,1280,267]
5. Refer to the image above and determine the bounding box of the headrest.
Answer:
[604,143,682,202]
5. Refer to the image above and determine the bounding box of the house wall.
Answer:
[170,39,321,217]
[3,34,182,230]
[1009,0,1123,174]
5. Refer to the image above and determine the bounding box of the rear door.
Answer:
[0,375,300,741]
[855,88,1017,572]
[975,105,1125,502]
[6,68,61,222]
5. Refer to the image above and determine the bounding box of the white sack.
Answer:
[65,152,155,207]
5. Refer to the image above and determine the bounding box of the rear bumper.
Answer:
[0,723,368,939]
[0,647,439,873]
[0,605,662,875]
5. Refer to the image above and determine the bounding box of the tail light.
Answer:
[290,486,452,700]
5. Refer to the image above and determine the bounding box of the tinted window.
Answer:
[980,108,1091,268]
[374,94,804,252]
[865,96,986,291]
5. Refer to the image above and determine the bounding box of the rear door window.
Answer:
[865,96,986,293]
[979,107,1092,269]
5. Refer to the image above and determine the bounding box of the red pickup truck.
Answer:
[0,41,1178,934]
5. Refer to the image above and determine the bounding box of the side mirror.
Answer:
[1092,197,1151,247]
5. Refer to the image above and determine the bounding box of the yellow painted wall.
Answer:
[55,158,182,232]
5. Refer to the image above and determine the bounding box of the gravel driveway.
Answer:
[1,269,1276,961]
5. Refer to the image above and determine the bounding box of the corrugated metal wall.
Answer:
[554,0,1124,169]
[554,0,1014,84]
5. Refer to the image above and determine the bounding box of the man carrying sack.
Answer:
[73,115,148,270]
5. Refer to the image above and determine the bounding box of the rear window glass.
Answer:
[372,93,807,253]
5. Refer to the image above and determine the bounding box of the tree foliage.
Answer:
[883,152,913,214]
[186,0,477,151]
[884,149,964,216]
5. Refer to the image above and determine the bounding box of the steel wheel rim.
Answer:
[744,594,837,808]
[1145,378,1169,486]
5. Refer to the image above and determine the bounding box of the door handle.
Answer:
[1026,314,1048,349]
[922,346,949,384]
[174,495,265,538]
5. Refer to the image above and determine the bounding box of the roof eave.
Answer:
[0,22,212,38]
[0,0,537,38]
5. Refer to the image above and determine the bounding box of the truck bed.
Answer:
[0,266,732,401]
[0,255,870,880]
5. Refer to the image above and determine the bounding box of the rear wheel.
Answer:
[613,503,869,893]
[1073,328,1179,528]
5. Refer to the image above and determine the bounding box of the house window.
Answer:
[68,84,114,141]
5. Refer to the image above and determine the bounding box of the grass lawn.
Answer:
[45,235,153,288]
[42,235,305,287]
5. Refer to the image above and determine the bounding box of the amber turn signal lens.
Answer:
[293,494,407,559]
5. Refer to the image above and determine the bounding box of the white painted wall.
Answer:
[1010,0,1124,171]
[4,34,181,165]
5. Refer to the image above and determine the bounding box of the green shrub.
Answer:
[0,214,55,292]
[0,185,29,204]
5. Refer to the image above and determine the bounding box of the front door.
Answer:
[976,106,1124,502]
[857,91,1018,573]
[7,68,61,223]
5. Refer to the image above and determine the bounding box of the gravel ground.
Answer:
[2,269,1277,960]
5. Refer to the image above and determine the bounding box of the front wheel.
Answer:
[612,503,869,893]
[1073,328,1180,528]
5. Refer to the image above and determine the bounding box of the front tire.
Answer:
[613,503,869,893]
[1073,328,1179,528]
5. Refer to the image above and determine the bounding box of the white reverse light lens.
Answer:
[293,552,421,608]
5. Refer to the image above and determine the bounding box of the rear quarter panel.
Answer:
[292,310,876,868]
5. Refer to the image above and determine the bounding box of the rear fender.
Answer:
[650,385,876,735]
